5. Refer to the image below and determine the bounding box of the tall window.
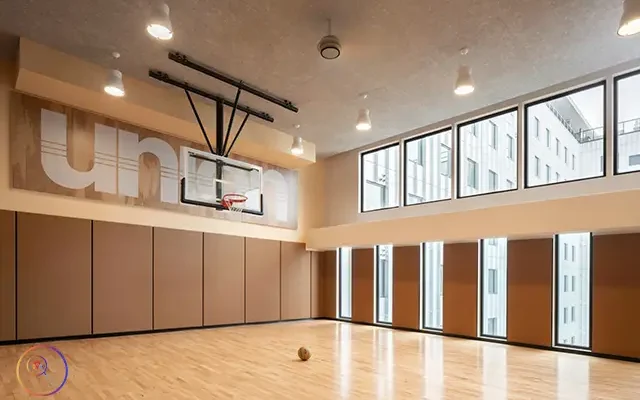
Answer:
[480,238,508,338]
[403,128,452,206]
[458,108,518,197]
[376,245,393,324]
[526,83,605,187]
[360,144,400,212]
[555,233,591,349]
[338,247,352,319]
[421,242,444,330]
[614,70,640,174]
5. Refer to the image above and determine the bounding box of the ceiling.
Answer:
[0,0,639,157]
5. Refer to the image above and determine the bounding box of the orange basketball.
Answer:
[297,347,311,361]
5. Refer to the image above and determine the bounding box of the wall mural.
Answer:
[9,92,299,229]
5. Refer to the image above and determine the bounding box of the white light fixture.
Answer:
[356,109,372,131]
[147,3,174,40]
[454,48,475,96]
[618,0,640,37]
[291,136,304,156]
[104,52,125,97]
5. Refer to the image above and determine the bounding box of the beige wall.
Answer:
[0,42,321,241]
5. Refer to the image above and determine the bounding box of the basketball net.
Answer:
[221,193,247,221]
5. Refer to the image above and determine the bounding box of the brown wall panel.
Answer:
[393,246,421,330]
[245,238,281,323]
[17,213,91,339]
[320,250,336,318]
[153,228,203,330]
[0,210,15,341]
[203,233,245,326]
[443,242,478,337]
[280,242,311,320]
[92,221,152,334]
[593,234,640,358]
[352,248,374,324]
[311,252,321,318]
[507,238,553,346]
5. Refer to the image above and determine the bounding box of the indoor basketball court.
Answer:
[2,1,640,399]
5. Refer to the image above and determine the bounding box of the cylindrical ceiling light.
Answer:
[454,47,475,96]
[104,53,125,97]
[356,109,372,131]
[147,3,174,40]
[290,136,304,156]
[618,0,640,37]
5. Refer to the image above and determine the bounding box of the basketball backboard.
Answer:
[180,147,263,215]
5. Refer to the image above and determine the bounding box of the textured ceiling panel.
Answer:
[0,0,639,156]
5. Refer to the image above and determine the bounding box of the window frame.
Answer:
[375,244,393,325]
[524,80,607,189]
[456,107,519,199]
[479,238,508,340]
[613,68,640,176]
[402,127,453,207]
[420,242,444,332]
[337,247,352,320]
[554,232,593,351]
[359,142,401,213]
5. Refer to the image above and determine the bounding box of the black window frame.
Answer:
[479,238,508,340]
[524,81,607,189]
[420,242,444,332]
[359,142,401,213]
[375,244,393,325]
[337,247,352,320]
[456,107,519,199]
[613,68,640,176]
[553,232,593,351]
[402,127,453,207]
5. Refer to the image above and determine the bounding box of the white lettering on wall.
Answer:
[40,108,179,203]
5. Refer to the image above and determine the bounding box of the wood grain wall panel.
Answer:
[280,242,311,320]
[320,250,336,318]
[0,210,15,341]
[245,238,281,323]
[393,246,421,330]
[92,221,152,334]
[443,242,478,337]
[311,252,321,318]
[593,234,640,358]
[203,233,245,326]
[153,228,203,330]
[17,213,91,339]
[352,248,374,324]
[507,239,553,346]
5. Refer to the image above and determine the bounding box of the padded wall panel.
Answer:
[153,227,203,330]
[320,250,337,318]
[17,213,91,339]
[280,242,311,320]
[92,221,152,334]
[0,210,15,341]
[507,238,553,346]
[351,248,374,324]
[443,242,478,337]
[593,234,640,358]
[393,245,421,330]
[311,252,322,318]
[245,238,281,323]
[203,233,245,326]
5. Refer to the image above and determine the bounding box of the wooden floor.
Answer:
[1,320,640,399]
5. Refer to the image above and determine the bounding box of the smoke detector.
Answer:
[317,19,341,60]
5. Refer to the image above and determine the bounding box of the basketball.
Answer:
[297,347,311,361]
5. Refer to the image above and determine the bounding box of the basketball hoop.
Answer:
[221,193,247,215]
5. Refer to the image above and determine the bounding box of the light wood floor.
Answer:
[1,321,640,399]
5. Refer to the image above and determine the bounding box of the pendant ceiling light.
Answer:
[318,19,341,60]
[355,94,372,131]
[104,52,125,97]
[290,136,304,156]
[618,0,640,37]
[147,3,174,40]
[454,48,475,96]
